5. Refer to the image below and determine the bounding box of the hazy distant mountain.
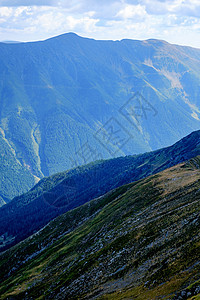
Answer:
[0,33,200,201]
[1,40,21,44]
[1,129,200,252]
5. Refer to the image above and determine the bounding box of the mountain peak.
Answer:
[45,32,83,42]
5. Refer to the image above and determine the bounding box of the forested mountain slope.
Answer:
[1,33,200,200]
[0,129,200,252]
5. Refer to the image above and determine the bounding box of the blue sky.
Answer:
[0,0,200,48]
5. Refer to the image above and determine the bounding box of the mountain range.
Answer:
[1,33,200,299]
[1,33,200,202]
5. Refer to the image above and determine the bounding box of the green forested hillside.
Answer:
[0,134,36,206]
[1,33,200,201]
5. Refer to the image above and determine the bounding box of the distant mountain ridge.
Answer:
[1,129,200,252]
[1,40,22,44]
[0,32,200,201]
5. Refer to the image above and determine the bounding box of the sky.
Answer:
[0,0,200,48]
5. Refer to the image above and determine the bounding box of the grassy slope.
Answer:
[0,156,200,299]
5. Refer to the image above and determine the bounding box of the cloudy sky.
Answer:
[0,0,200,48]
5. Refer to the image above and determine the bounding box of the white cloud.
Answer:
[0,7,13,16]
[116,4,147,20]
[139,0,200,18]
[0,6,100,37]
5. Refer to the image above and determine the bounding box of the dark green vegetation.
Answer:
[0,134,36,206]
[0,156,200,299]
[1,129,200,252]
[1,33,200,201]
